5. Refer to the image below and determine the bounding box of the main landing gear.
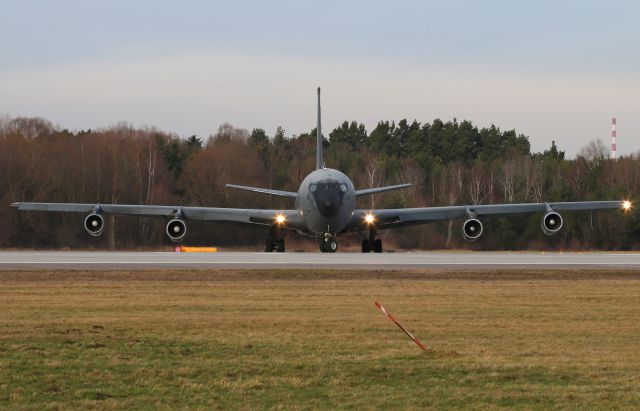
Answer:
[362,227,382,253]
[265,227,285,252]
[320,235,338,253]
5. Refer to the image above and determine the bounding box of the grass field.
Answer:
[2,269,640,409]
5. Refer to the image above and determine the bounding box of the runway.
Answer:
[1,251,640,270]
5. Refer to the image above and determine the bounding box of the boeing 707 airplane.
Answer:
[12,88,632,252]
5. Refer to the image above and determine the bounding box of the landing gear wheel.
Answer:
[265,239,274,252]
[373,239,382,253]
[321,238,338,253]
[362,226,381,253]
[265,227,285,252]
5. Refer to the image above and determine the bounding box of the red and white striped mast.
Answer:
[611,117,617,159]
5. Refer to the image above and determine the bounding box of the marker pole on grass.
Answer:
[374,301,428,351]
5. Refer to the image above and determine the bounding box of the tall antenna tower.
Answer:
[611,117,617,159]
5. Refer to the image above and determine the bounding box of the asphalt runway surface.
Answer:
[1,251,640,270]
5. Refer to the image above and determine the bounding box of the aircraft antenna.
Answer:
[316,87,323,169]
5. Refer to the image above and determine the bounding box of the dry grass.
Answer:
[2,269,640,409]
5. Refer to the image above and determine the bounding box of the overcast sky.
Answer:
[1,0,639,157]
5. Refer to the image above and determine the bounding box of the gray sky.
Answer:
[1,0,639,157]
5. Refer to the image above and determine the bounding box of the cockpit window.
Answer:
[312,182,347,192]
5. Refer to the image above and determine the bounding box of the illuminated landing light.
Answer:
[275,214,286,224]
[364,213,375,225]
[623,200,632,211]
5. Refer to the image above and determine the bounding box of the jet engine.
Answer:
[166,219,187,242]
[84,213,105,237]
[541,212,563,235]
[462,218,483,241]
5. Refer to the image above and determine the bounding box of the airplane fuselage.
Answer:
[295,168,356,235]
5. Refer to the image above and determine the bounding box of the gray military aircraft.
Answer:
[12,88,632,252]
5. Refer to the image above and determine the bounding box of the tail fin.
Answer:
[316,87,324,170]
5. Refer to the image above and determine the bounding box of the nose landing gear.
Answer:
[320,235,338,253]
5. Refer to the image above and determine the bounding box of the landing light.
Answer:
[623,200,632,211]
[275,214,286,224]
[365,213,375,225]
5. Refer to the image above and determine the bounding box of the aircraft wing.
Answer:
[11,202,305,231]
[346,201,628,231]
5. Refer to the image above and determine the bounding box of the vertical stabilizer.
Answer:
[316,87,324,169]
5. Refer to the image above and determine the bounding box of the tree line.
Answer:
[1,115,638,250]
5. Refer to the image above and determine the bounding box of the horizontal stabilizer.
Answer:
[355,183,412,197]
[225,184,297,198]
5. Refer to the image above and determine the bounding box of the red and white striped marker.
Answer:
[374,301,428,351]
[611,117,617,159]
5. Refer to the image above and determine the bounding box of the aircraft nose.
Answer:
[314,189,342,218]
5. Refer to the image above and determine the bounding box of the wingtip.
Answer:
[10,202,18,208]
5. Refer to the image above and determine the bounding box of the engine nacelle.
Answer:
[541,212,563,235]
[462,218,483,241]
[84,213,105,237]
[166,219,187,242]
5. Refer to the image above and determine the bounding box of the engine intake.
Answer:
[84,213,105,237]
[462,218,483,241]
[541,212,563,235]
[166,219,187,242]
